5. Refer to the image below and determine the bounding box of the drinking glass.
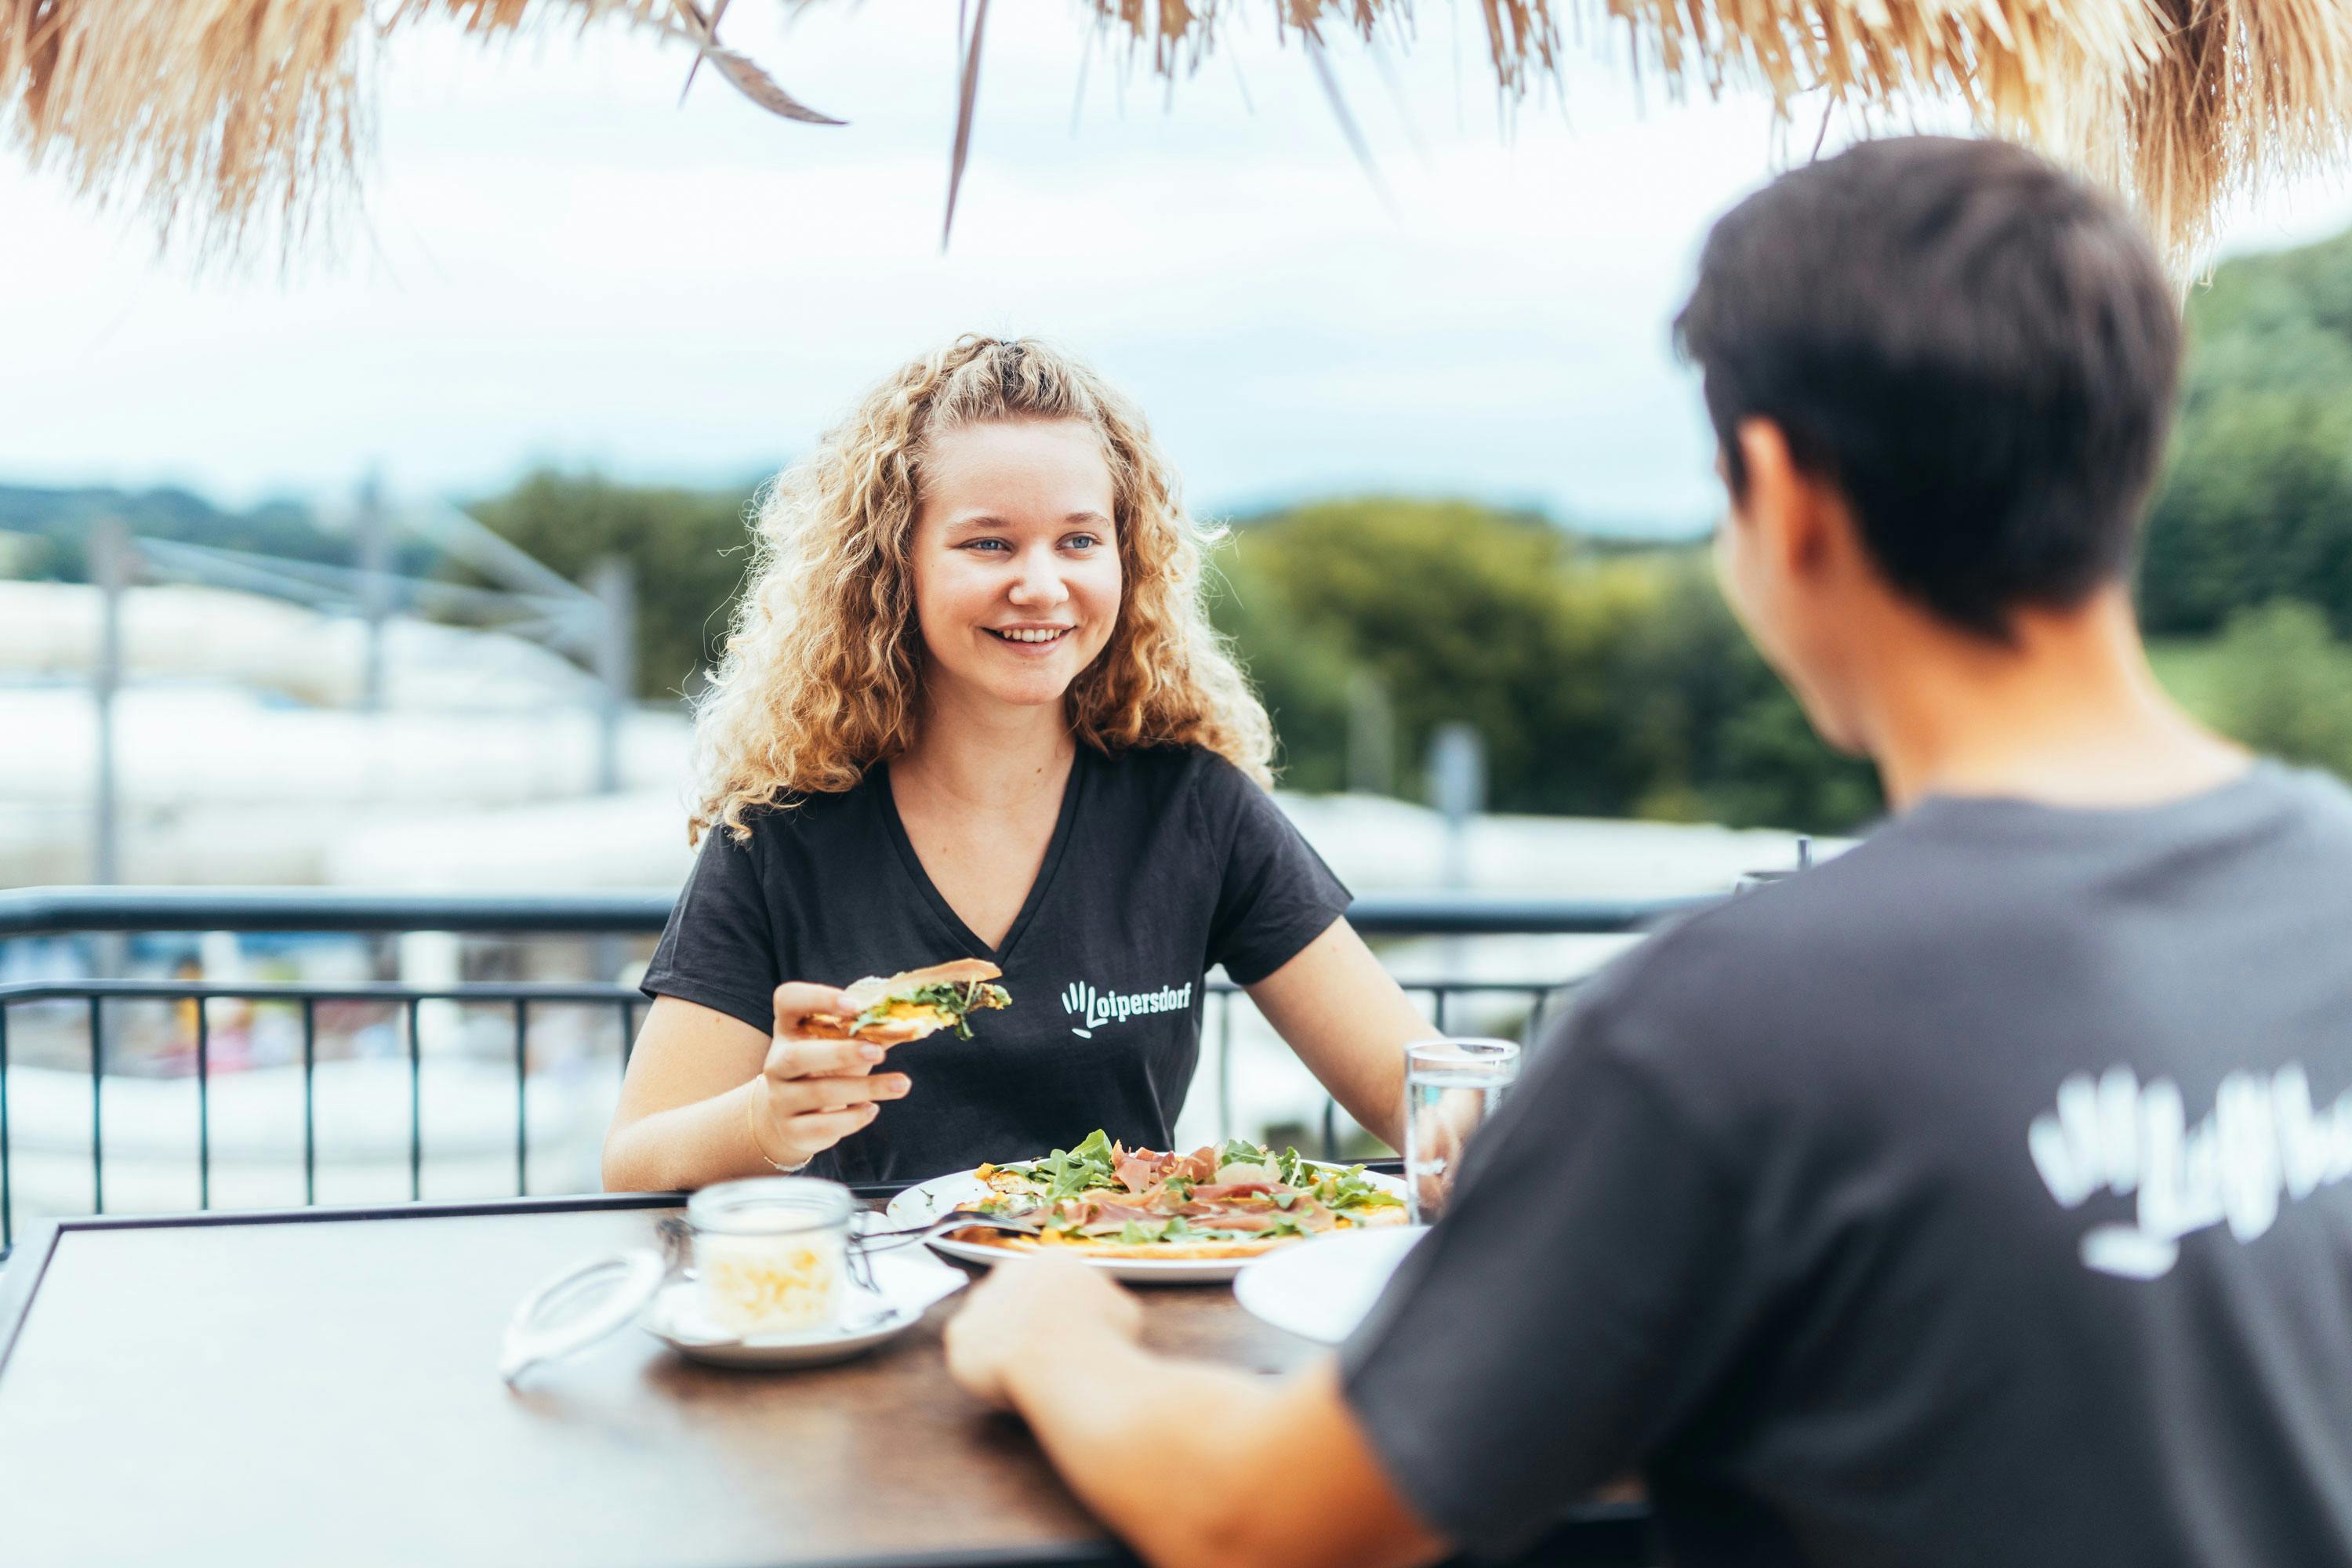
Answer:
[1402,1037,1521,1225]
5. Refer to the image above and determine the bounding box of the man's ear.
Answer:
[1732,417,1833,579]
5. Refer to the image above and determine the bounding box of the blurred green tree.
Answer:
[2140,229,2352,637]
[467,470,760,702]
[0,483,434,579]
[2140,394,2352,636]
[1219,498,1879,831]
[2203,601,2352,775]
[1601,551,1880,829]
[1224,498,1649,816]
[1206,546,1355,793]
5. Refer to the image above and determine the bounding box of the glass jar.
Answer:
[688,1177,854,1337]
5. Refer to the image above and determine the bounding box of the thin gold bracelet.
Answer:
[746,1083,808,1174]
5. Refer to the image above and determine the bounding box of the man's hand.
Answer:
[750,982,912,1169]
[945,1254,1142,1410]
[943,1259,1446,1568]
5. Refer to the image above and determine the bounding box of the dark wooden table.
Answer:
[0,1195,1651,1567]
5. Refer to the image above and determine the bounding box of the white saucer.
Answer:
[1233,1225,1430,1344]
[644,1245,968,1368]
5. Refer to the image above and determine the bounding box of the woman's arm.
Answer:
[1243,918,1432,1152]
[601,987,910,1192]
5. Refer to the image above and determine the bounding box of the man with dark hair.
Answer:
[942,136,2352,1567]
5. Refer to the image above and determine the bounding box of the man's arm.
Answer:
[945,1257,1448,1568]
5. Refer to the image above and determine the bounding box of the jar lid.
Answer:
[499,1248,667,1386]
[688,1175,853,1236]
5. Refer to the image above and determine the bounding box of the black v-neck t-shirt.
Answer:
[640,743,1352,1185]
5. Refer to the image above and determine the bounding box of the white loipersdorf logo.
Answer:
[2031,1062,2352,1280]
[1061,979,1196,1039]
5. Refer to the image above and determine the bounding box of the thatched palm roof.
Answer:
[3,0,2348,267]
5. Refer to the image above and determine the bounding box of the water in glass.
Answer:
[1403,1036,1521,1225]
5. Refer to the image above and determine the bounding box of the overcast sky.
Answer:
[5,5,2350,534]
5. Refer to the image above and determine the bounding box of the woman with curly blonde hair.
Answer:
[604,336,1432,1189]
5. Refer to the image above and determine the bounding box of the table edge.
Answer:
[0,1191,695,1368]
[0,1167,1407,1380]
[0,1217,60,1377]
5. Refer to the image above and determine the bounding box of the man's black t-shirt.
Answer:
[1343,762,2352,1567]
[640,743,1350,1185]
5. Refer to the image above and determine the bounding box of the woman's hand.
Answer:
[749,982,913,1170]
[946,1255,1141,1410]
[1405,1087,1489,1219]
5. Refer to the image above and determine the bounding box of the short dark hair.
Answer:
[1674,136,2182,641]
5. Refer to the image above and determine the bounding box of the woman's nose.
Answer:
[1007,548,1069,608]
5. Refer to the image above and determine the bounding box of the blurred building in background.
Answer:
[0,576,691,888]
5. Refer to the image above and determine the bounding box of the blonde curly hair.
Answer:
[690,335,1275,844]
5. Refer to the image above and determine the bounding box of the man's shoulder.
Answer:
[1595,826,1931,995]
[2251,758,2352,844]
[1577,762,2352,1076]
[1563,816,2031,1083]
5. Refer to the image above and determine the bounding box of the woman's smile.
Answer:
[986,622,1076,652]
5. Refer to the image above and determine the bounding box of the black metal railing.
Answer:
[0,885,1713,938]
[0,887,1712,1261]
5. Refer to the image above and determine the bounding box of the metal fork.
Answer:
[855,1208,1046,1246]
[847,1208,1046,1290]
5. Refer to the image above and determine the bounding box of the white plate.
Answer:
[886,1161,1410,1285]
[1234,1225,1430,1343]
[642,1243,969,1368]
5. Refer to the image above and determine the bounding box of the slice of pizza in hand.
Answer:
[799,958,1011,1044]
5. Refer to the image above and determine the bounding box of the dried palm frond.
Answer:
[1083,1,2168,140]
[1076,1,2352,268]
[2083,0,2352,261]
[0,0,831,264]
[5,0,2351,270]
[2,0,378,260]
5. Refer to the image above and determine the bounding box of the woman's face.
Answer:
[909,419,1123,715]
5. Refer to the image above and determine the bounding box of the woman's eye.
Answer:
[962,539,1011,554]
[1063,533,1102,551]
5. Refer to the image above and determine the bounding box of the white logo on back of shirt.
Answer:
[2029,1064,2352,1279]
[1061,979,1194,1039]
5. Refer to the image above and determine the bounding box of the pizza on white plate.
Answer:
[953,1129,1408,1260]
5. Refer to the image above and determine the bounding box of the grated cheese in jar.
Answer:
[695,1229,846,1336]
[686,1176,855,1338]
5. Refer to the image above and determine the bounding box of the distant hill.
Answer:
[1221,492,1711,546]
[0,484,434,582]
[2190,228,2352,374]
